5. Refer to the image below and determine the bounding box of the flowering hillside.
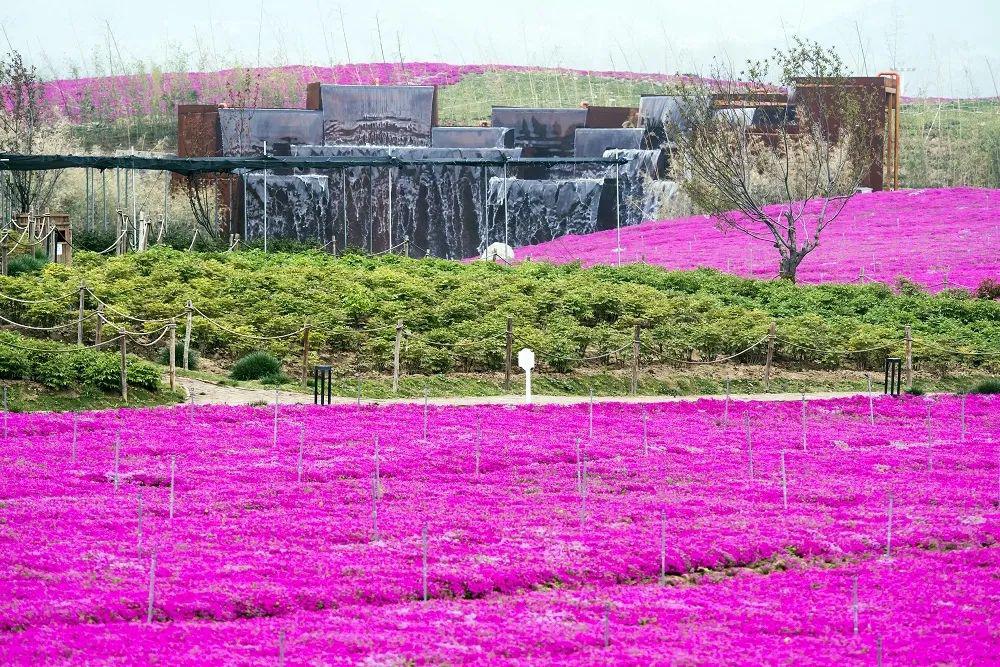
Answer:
[1,394,997,662]
[520,187,1000,291]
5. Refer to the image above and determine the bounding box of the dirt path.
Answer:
[178,376,866,407]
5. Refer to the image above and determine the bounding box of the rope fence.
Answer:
[0,284,997,400]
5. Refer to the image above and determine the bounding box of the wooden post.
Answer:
[504,317,513,392]
[77,284,86,346]
[904,325,913,390]
[392,320,403,393]
[167,320,177,392]
[0,240,7,277]
[300,321,310,387]
[630,323,641,396]
[183,300,193,371]
[119,332,128,402]
[95,304,104,345]
[764,321,776,391]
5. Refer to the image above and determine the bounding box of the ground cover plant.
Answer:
[0,394,997,662]
[2,244,998,380]
[522,187,1000,292]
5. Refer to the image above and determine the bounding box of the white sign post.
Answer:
[518,348,535,404]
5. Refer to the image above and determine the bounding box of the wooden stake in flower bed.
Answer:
[852,575,859,636]
[780,451,788,510]
[136,492,143,555]
[800,394,808,451]
[146,551,157,623]
[113,434,121,492]
[168,456,176,521]
[642,411,649,456]
[588,389,594,439]
[423,389,429,440]
[421,524,429,601]
[867,376,875,425]
[659,512,667,585]
[71,414,77,465]
[278,630,286,667]
[724,379,731,426]
[960,395,966,442]
[297,427,305,483]
[273,391,279,447]
[744,414,754,480]
[886,490,894,559]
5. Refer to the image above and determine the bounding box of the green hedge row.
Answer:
[0,332,161,392]
[1,247,998,375]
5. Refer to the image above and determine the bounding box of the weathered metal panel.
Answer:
[573,128,644,157]
[318,85,436,146]
[177,104,221,157]
[218,108,323,157]
[490,107,588,157]
[431,127,514,149]
[584,106,638,129]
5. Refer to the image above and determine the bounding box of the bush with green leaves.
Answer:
[3,246,998,377]
[158,342,199,370]
[970,378,1000,395]
[7,249,48,277]
[0,332,161,391]
[230,351,282,381]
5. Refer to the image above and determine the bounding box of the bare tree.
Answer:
[0,51,68,213]
[669,38,877,281]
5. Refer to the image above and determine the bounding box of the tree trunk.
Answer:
[778,251,806,282]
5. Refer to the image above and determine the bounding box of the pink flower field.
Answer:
[1,394,998,663]
[520,187,1000,292]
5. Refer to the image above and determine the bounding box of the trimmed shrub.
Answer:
[8,250,48,277]
[230,351,282,381]
[259,371,291,386]
[158,342,199,370]
[970,378,1000,394]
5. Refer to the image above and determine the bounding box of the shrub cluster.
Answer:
[3,247,999,376]
[0,332,161,391]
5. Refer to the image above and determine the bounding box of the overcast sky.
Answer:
[1,0,997,97]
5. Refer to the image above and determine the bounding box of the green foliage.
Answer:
[158,341,199,370]
[4,247,999,377]
[7,249,48,277]
[230,351,282,381]
[0,331,160,391]
[259,371,291,386]
[970,378,1000,395]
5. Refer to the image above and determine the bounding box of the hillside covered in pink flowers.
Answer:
[520,187,1000,291]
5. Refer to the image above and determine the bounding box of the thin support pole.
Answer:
[119,332,128,401]
[502,161,509,248]
[168,321,177,392]
[387,165,393,251]
[392,320,403,393]
[300,322,310,387]
[263,140,268,253]
[183,300,193,371]
[102,169,108,229]
[904,325,913,389]
[77,284,85,346]
[163,171,169,234]
[764,321,776,391]
[630,323,640,396]
[504,317,513,393]
[615,157,621,267]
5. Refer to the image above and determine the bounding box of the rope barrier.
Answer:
[0,334,121,354]
[911,336,1000,357]
[87,292,182,324]
[774,337,897,355]
[640,335,768,365]
[190,305,306,341]
[0,311,96,332]
[0,288,80,305]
